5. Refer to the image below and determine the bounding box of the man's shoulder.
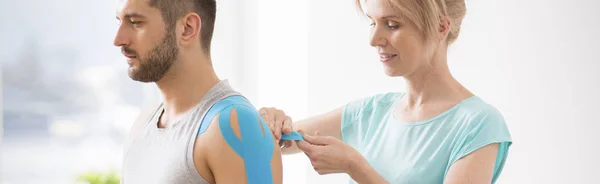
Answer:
[207,100,272,145]
[197,99,282,184]
[197,95,259,135]
[199,95,275,155]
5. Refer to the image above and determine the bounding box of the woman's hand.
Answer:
[296,130,366,175]
[258,107,294,148]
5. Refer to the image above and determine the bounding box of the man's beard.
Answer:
[122,29,179,83]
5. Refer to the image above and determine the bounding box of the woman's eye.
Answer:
[386,21,399,29]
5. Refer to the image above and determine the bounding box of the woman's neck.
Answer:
[402,62,471,110]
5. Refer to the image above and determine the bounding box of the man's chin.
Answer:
[127,66,138,79]
[128,70,163,83]
[128,76,155,83]
[128,70,151,83]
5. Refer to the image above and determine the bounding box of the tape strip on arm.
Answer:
[219,104,275,184]
[199,96,304,140]
[199,95,286,184]
[200,95,280,184]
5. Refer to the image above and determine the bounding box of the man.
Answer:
[114,0,282,183]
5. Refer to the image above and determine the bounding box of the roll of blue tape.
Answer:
[280,131,304,141]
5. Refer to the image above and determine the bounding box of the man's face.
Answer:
[114,0,179,82]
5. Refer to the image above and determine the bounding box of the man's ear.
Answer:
[438,16,451,42]
[180,13,202,45]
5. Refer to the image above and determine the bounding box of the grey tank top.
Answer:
[122,80,241,184]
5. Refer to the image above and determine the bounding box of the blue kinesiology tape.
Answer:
[198,95,274,184]
[280,131,304,141]
[199,97,305,140]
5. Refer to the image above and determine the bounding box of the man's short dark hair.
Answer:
[149,0,216,54]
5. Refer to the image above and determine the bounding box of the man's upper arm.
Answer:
[444,143,499,184]
[205,104,283,184]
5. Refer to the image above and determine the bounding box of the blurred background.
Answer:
[1,0,599,183]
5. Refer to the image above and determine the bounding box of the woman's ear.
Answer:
[438,16,451,42]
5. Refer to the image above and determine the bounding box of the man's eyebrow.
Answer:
[116,12,147,20]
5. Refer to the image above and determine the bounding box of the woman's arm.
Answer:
[350,139,499,184]
[444,143,499,184]
[294,131,389,183]
[348,155,389,184]
[279,107,344,155]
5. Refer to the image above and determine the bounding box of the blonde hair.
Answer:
[356,0,466,44]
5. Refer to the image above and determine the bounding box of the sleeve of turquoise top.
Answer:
[340,95,371,143]
[340,93,401,144]
[449,108,513,183]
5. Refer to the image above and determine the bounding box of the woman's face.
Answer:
[365,0,434,77]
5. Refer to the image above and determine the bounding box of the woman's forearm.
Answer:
[281,107,344,155]
[349,157,389,184]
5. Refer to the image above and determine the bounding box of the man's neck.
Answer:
[156,54,220,124]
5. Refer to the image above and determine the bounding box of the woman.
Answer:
[260,0,512,183]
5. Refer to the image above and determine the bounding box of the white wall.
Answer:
[301,0,600,183]
[253,1,310,184]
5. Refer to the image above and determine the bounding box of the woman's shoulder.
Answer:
[373,92,405,103]
[452,96,509,131]
[456,96,503,117]
[343,92,404,120]
[346,92,404,110]
[447,96,513,178]
[349,92,405,108]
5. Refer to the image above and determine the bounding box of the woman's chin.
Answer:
[383,67,405,77]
